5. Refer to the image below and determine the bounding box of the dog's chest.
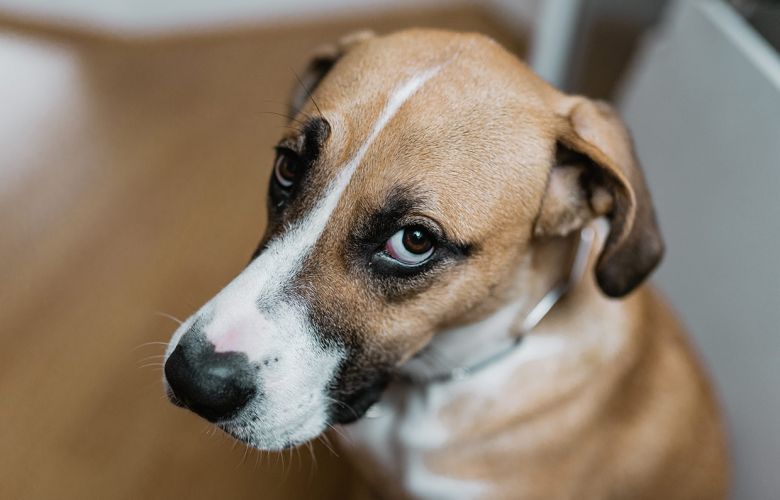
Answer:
[337,383,487,500]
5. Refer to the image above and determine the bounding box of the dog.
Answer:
[163,29,729,499]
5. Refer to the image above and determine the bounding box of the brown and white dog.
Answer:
[163,29,729,499]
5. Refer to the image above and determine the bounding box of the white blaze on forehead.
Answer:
[193,64,445,355]
[235,65,444,300]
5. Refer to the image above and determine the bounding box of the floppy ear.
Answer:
[289,30,375,116]
[534,97,664,297]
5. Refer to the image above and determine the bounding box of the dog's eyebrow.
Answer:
[277,117,330,158]
[356,185,476,256]
[302,117,330,157]
[363,185,428,237]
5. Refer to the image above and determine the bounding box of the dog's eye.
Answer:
[385,226,435,265]
[273,150,300,188]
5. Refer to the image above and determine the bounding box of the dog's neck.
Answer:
[339,221,637,500]
[398,229,592,384]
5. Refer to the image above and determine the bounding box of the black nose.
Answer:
[164,331,256,423]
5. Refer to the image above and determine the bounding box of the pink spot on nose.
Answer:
[206,314,268,361]
[213,328,242,353]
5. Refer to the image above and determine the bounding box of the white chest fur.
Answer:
[336,332,570,500]
[337,381,488,500]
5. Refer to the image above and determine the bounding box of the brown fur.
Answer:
[274,29,728,499]
[428,259,728,499]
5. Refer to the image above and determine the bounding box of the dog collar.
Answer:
[396,227,596,386]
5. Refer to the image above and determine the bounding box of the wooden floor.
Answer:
[0,7,523,499]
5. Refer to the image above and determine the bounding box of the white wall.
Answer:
[619,2,780,499]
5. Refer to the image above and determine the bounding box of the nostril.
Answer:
[164,341,256,423]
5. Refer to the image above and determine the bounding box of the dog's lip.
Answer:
[219,422,299,450]
[218,407,327,450]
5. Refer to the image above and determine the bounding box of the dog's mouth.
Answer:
[162,334,396,449]
[215,406,331,451]
[323,357,395,424]
[328,376,391,424]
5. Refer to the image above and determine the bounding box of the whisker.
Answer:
[137,354,166,363]
[133,341,169,351]
[257,99,313,119]
[323,396,360,421]
[280,125,306,136]
[291,67,323,116]
[257,110,306,127]
[317,433,339,458]
[306,441,317,482]
[144,377,167,392]
[324,422,348,442]
[138,363,164,370]
[282,446,293,483]
[241,443,250,466]
[154,311,183,325]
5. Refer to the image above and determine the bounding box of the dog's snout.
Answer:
[164,329,256,423]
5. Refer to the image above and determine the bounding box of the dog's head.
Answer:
[163,30,663,450]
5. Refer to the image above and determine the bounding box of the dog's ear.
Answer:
[289,30,375,116]
[534,97,664,297]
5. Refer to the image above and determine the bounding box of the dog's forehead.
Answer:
[300,33,558,242]
[314,30,554,113]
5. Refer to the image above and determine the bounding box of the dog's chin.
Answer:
[218,423,306,451]
[217,410,330,451]
[215,384,390,450]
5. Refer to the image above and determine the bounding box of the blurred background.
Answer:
[0,0,777,499]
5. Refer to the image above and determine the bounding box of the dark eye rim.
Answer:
[369,219,446,275]
[345,207,475,288]
[272,147,300,189]
[371,250,438,276]
[377,225,437,271]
